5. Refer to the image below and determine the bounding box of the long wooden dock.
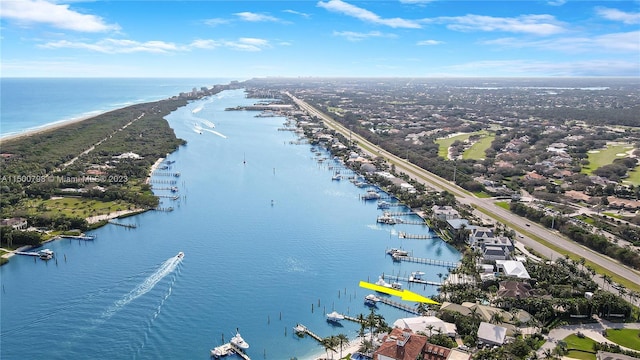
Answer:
[382,274,442,287]
[398,231,436,239]
[108,220,137,228]
[377,298,421,315]
[392,255,459,268]
[60,235,96,240]
[294,324,322,342]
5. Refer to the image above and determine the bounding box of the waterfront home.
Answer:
[0,217,28,230]
[392,316,457,337]
[477,322,508,346]
[431,206,459,221]
[495,260,531,279]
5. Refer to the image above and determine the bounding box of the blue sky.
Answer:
[1,0,639,77]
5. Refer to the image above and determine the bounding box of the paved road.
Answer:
[287,93,640,299]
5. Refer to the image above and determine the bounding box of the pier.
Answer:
[107,220,137,229]
[382,274,442,287]
[398,231,436,239]
[60,235,96,240]
[391,255,459,268]
[294,324,322,342]
[376,298,421,315]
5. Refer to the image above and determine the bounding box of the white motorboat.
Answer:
[362,190,381,200]
[210,344,233,358]
[230,330,249,350]
[364,294,380,306]
[39,249,54,260]
[326,311,345,322]
[177,251,184,259]
[386,248,409,257]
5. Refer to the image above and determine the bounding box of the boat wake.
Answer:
[192,105,204,114]
[201,128,227,138]
[102,254,183,319]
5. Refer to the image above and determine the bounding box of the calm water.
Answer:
[0,87,460,359]
[0,78,233,138]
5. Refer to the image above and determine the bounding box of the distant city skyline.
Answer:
[1,0,639,78]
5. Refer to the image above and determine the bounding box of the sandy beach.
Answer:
[301,335,368,360]
[0,112,108,143]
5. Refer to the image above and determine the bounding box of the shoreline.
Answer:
[301,335,367,360]
[0,112,109,143]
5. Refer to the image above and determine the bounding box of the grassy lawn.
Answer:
[563,334,597,360]
[604,328,640,350]
[473,191,493,198]
[23,197,136,219]
[626,165,640,186]
[582,144,633,175]
[463,133,495,160]
[495,201,510,210]
[436,133,473,158]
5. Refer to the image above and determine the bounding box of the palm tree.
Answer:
[336,334,349,359]
[426,324,435,337]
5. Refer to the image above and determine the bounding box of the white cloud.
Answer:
[317,0,421,28]
[234,12,281,22]
[333,30,395,41]
[483,31,640,53]
[437,14,565,35]
[283,9,310,18]
[596,7,640,25]
[40,38,179,53]
[204,18,231,27]
[547,0,567,6]
[417,39,443,46]
[39,37,273,53]
[0,0,119,32]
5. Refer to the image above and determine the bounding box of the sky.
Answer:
[1,0,639,78]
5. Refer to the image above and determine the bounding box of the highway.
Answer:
[287,92,640,298]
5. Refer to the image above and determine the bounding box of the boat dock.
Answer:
[398,231,436,239]
[376,297,421,315]
[210,343,251,360]
[391,255,459,268]
[60,235,96,240]
[382,274,442,287]
[107,220,137,229]
[294,324,322,342]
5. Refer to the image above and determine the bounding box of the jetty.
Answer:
[107,220,137,229]
[398,231,436,239]
[376,297,421,315]
[293,323,322,342]
[391,255,459,268]
[60,234,96,241]
[382,274,442,287]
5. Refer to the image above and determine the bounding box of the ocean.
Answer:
[0,78,233,138]
[0,80,461,359]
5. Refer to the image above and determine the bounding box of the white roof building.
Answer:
[477,322,507,346]
[392,316,457,337]
[495,260,531,279]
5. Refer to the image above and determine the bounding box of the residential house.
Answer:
[431,206,460,221]
[0,217,28,230]
[495,260,531,279]
[477,322,508,346]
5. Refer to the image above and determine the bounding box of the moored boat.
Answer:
[326,311,345,322]
[364,294,380,306]
[230,330,249,350]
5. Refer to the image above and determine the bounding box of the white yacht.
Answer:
[230,330,249,350]
[364,294,380,306]
[177,251,184,259]
[326,311,345,322]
